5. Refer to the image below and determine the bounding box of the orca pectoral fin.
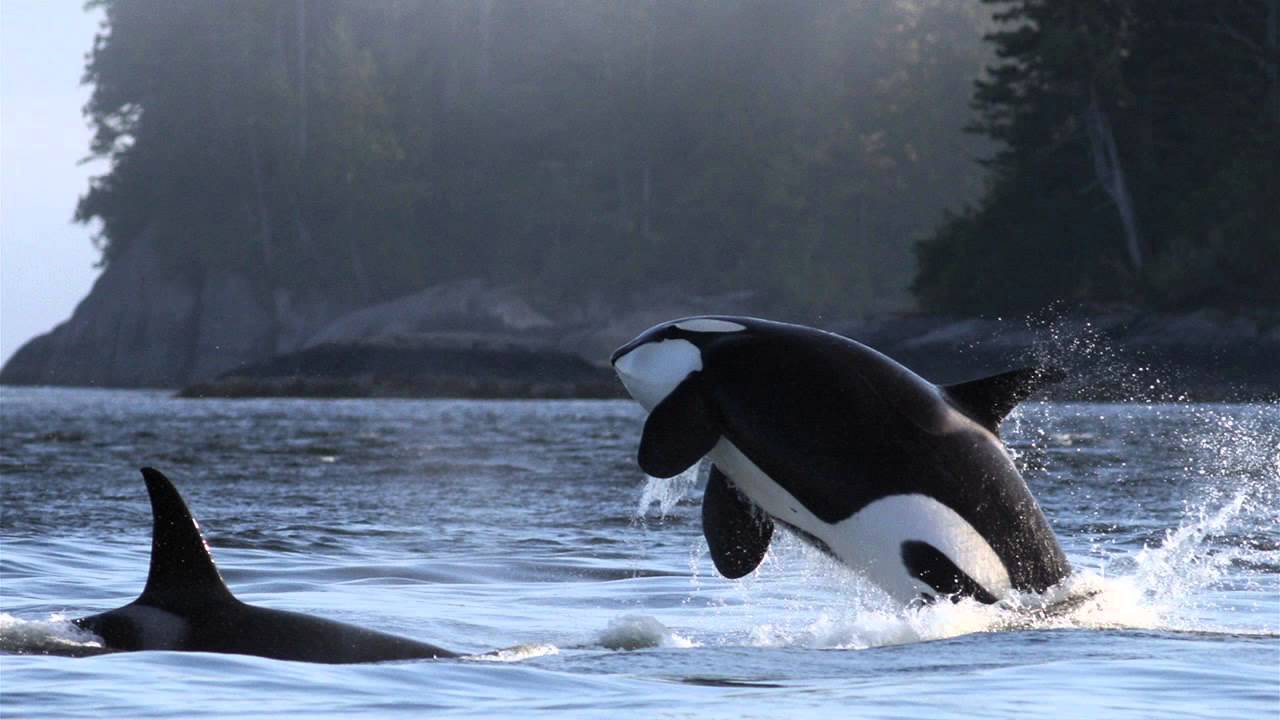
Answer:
[942,366,1066,434]
[702,465,773,579]
[637,375,719,478]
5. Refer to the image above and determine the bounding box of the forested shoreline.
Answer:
[915,0,1279,313]
[75,0,1280,318]
[77,0,990,317]
[4,0,1276,391]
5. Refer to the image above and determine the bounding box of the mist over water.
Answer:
[1,388,1277,718]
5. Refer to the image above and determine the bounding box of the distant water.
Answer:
[1,387,1276,718]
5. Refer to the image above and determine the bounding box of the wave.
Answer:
[594,614,698,651]
[463,643,561,662]
[627,404,1279,649]
[0,613,112,658]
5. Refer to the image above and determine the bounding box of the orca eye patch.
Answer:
[900,540,998,604]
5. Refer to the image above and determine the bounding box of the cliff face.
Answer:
[0,229,341,387]
[7,233,1277,400]
[1,234,762,388]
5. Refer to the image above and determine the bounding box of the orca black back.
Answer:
[73,468,457,663]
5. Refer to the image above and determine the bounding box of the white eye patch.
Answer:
[613,338,702,411]
[673,318,747,333]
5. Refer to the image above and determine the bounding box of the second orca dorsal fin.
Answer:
[136,467,235,609]
[942,367,1065,434]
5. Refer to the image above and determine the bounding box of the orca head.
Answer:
[612,317,757,478]
[610,316,750,411]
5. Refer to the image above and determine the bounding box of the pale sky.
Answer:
[1,1,104,367]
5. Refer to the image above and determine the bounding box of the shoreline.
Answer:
[5,309,1276,403]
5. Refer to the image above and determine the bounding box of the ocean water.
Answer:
[1,387,1276,718]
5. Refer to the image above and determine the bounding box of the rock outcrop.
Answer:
[1,235,761,390]
[178,336,621,400]
[5,241,1276,401]
[175,284,762,399]
[302,279,556,348]
[0,229,343,387]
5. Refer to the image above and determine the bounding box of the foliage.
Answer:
[914,0,1280,313]
[76,0,989,314]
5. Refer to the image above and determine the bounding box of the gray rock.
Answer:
[187,272,276,381]
[303,279,554,348]
[0,228,344,387]
[2,228,198,387]
[5,243,1275,401]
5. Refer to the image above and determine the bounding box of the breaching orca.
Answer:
[611,316,1071,606]
[71,468,456,663]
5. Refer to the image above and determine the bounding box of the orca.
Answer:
[71,468,457,663]
[611,316,1072,606]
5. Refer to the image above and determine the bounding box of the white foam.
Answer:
[0,612,107,656]
[737,478,1274,649]
[464,643,560,662]
[597,614,697,650]
[626,400,1279,648]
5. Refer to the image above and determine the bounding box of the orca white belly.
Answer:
[707,439,1012,604]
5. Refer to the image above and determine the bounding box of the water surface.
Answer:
[2,388,1277,717]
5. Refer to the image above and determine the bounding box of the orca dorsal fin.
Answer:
[136,467,235,609]
[942,367,1064,434]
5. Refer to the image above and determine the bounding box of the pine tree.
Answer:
[914,0,1279,312]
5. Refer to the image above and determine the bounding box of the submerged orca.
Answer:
[612,316,1072,606]
[72,468,456,663]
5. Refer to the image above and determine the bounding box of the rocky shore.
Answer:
[4,265,1276,401]
[179,307,1277,402]
[176,335,620,400]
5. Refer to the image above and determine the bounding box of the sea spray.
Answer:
[621,401,1278,648]
[464,644,561,663]
[597,615,697,650]
[634,464,703,521]
[0,613,108,657]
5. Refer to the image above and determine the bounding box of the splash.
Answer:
[0,613,111,657]
[745,601,1007,651]
[597,614,698,650]
[1024,312,1187,403]
[629,402,1279,649]
[465,643,560,662]
[634,464,702,520]
[734,487,1273,652]
[883,403,1276,642]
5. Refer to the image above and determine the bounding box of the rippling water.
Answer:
[1,387,1277,718]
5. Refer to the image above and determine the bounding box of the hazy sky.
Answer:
[1,2,104,366]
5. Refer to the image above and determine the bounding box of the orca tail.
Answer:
[136,467,236,609]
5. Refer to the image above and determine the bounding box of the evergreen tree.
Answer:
[77,1,990,315]
[914,0,1280,312]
